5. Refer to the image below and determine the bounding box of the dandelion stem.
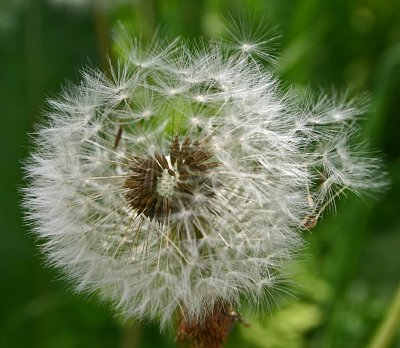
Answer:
[367,284,400,348]
[120,321,141,348]
[176,301,237,348]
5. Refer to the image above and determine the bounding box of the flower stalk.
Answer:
[177,301,247,348]
[367,284,400,348]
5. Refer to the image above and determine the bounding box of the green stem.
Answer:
[120,321,141,348]
[367,284,400,348]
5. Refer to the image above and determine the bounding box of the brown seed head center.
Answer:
[124,136,219,220]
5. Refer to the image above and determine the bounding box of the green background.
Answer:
[0,0,399,347]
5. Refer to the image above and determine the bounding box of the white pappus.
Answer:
[22,27,386,328]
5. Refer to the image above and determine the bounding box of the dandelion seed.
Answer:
[23,25,386,344]
[221,14,280,63]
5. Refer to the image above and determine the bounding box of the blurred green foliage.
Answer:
[0,0,399,347]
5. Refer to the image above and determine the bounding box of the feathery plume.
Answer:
[23,25,386,344]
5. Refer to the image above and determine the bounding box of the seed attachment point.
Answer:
[157,168,178,197]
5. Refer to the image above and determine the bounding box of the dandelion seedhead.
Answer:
[23,25,385,331]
